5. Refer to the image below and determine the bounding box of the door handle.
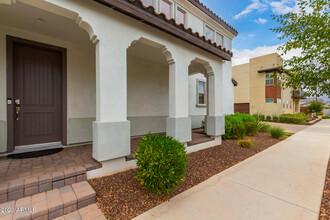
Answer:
[15,106,20,121]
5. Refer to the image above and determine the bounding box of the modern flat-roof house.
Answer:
[233,53,301,116]
[0,0,237,167]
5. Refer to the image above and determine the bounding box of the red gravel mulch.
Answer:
[88,132,282,220]
[320,157,330,220]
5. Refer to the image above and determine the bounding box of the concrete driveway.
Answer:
[135,119,330,220]
[267,122,308,133]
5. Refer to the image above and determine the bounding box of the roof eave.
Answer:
[94,0,233,61]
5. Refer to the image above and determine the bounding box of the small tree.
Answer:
[271,0,330,97]
[307,101,324,114]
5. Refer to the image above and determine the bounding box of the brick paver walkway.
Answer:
[55,204,106,220]
[0,181,105,220]
[0,146,101,203]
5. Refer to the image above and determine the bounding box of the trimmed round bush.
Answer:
[268,126,285,139]
[134,133,188,194]
[266,115,271,121]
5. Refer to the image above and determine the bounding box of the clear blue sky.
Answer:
[200,0,294,51]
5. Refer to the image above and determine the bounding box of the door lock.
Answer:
[15,106,20,121]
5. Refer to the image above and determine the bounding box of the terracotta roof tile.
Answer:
[188,0,238,36]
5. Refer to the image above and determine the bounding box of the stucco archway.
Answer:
[126,37,175,154]
[188,58,215,133]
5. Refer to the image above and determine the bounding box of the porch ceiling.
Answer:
[0,2,91,46]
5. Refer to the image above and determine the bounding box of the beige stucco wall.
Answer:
[233,53,300,116]
[248,53,283,116]
[0,24,96,152]
[282,85,294,114]
[233,63,250,104]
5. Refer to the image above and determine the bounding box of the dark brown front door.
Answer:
[13,43,62,146]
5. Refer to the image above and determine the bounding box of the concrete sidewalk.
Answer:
[135,120,330,220]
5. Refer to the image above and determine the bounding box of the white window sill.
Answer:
[196,104,207,108]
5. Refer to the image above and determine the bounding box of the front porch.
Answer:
[0,128,216,204]
[0,0,229,171]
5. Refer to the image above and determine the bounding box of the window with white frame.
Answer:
[277,98,281,104]
[266,74,274,86]
[287,100,289,108]
[141,0,154,7]
[266,98,274,103]
[283,100,285,108]
[176,7,185,25]
[216,33,224,46]
[197,80,206,105]
[161,0,172,18]
[205,26,214,42]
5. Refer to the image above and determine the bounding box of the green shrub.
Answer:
[231,120,246,139]
[223,114,247,140]
[235,113,257,135]
[322,116,330,119]
[266,115,271,121]
[307,101,324,114]
[236,113,256,124]
[223,116,233,140]
[256,121,271,132]
[313,115,318,118]
[244,122,257,135]
[238,139,255,149]
[272,114,278,122]
[295,112,307,121]
[252,113,265,121]
[317,111,324,116]
[268,126,285,139]
[279,114,305,124]
[134,133,188,194]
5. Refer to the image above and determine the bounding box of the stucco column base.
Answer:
[93,121,130,162]
[206,115,225,137]
[166,117,192,143]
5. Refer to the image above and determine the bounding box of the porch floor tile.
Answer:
[0,145,101,202]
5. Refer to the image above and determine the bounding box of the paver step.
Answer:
[0,165,95,203]
[54,203,106,220]
[0,181,96,220]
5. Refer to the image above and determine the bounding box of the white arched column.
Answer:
[93,39,130,162]
[204,62,225,137]
[163,48,191,142]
